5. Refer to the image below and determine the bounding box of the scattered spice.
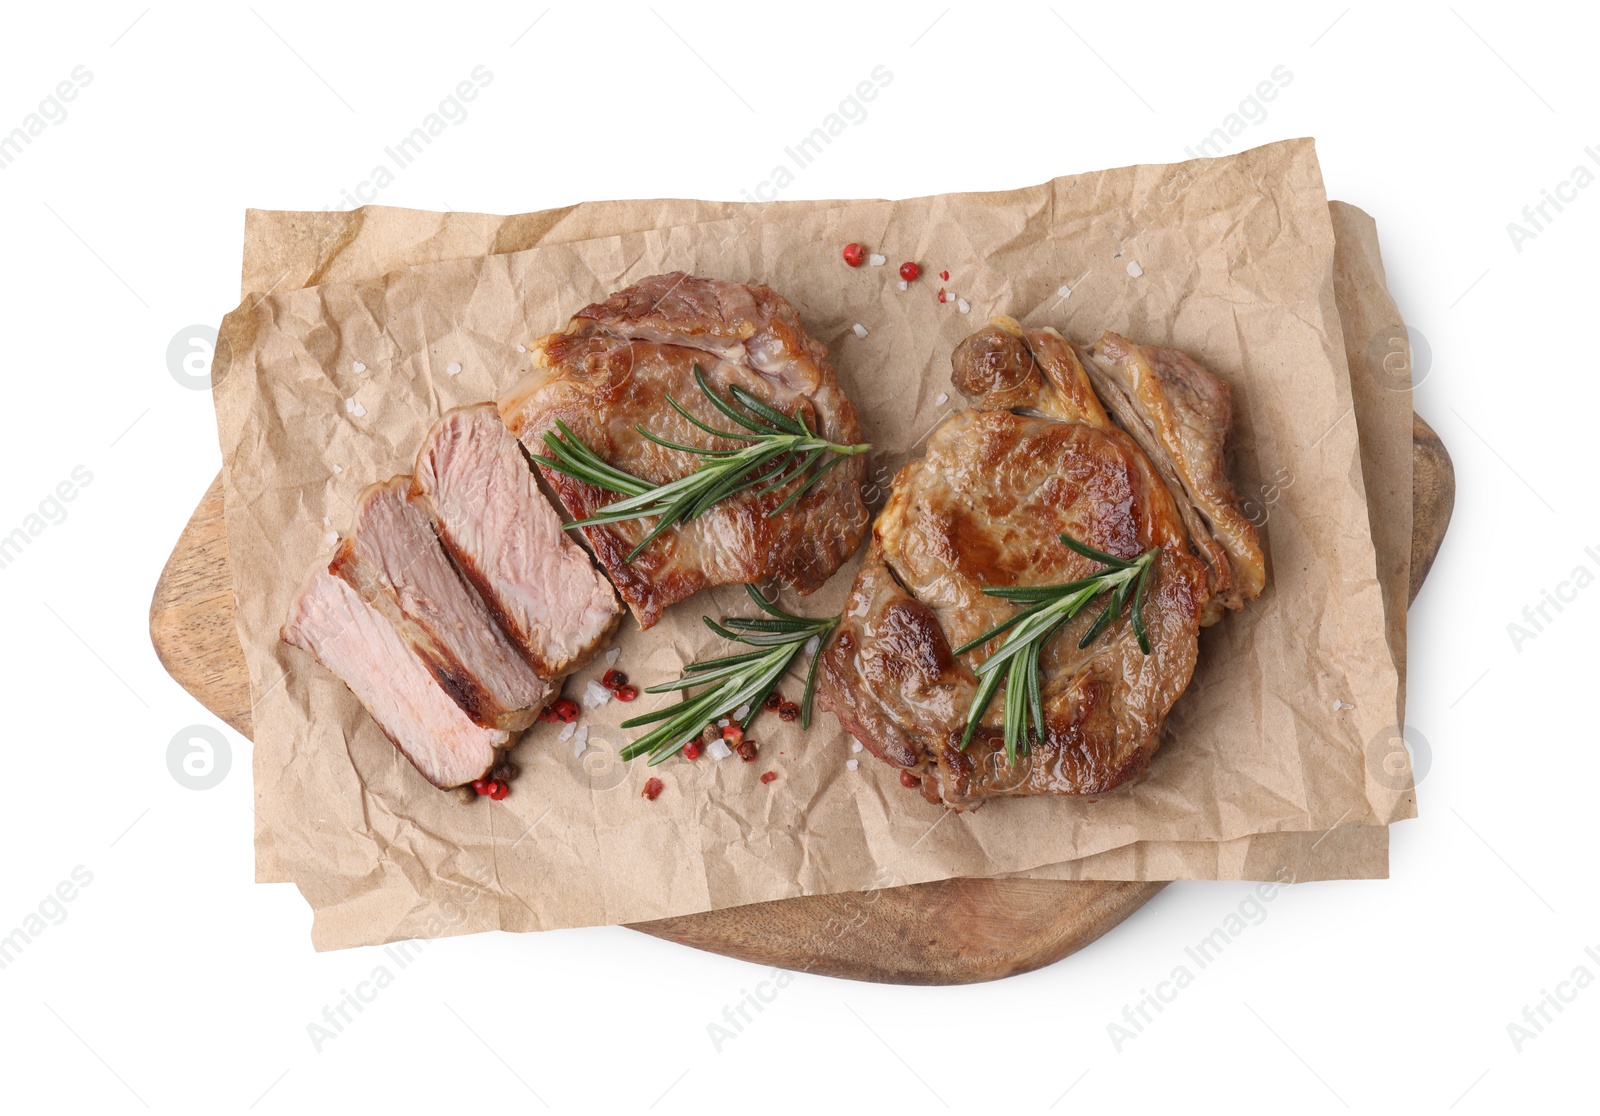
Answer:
[760,771,778,784]
[492,761,520,783]
[602,668,628,690]
[940,269,950,281]
[777,701,800,722]
[455,785,477,804]
[722,724,745,747]
[613,684,639,702]
[551,698,580,723]
[842,242,866,267]
[684,741,702,760]
[763,691,782,711]
[470,778,491,796]
[487,780,510,801]
[899,261,921,282]
[937,288,947,303]
[736,739,758,762]
[899,770,920,789]
[642,777,664,800]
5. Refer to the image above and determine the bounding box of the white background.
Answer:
[0,2,1592,1112]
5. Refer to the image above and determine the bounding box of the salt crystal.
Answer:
[557,720,577,743]
[583,680,611,708]
[846,759,859,771]
[321,515,330,526]
[571,725,589,757]
[868,254,886,267]
[1334,699,1355,711]
[733,704,750,721]
[344,397,366,417]
[605,647,621,667]
[718,717,730,728]
[446,361,463,375]
[1057,284,1072,299]
[935,392,949,405]
[323,531,338,546]
[332,464,344,474]
[898,279,908,292]
[516,344,527,353]
[852,323,868,339]
[352,360,366,373]
[1126,260,1143,278]
[850,741,862,753]
[707,739,733,760]
[804,635,820,655]
[957,298,970,314]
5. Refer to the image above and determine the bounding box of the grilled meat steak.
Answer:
[283,405,622,790]
[412,404,622,677]
[282,568,509,789]
[819,317,1263,808]
[499,272,869,629]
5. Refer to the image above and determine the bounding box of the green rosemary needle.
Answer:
[954,533,1158,764]
[617,586,839,765]
[536,365,870,562]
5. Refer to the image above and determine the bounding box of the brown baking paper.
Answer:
[236,190,1413,895]
[216,139,1413,949]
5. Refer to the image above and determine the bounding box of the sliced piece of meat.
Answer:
[1078,331,1266,622]
[282,568,508,789]
[499,272,869,629]
[330,477,551,732]
[412,403,622,678]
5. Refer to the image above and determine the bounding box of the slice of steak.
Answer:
[499,272,869,629]
[820,318,1247,808]
[282,567,508,789]
[330,476,552,732]
[412,403,621,679]
[1079,332,1266,622]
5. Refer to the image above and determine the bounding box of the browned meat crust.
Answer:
[819,318,1257,809]
[499,273,869,629]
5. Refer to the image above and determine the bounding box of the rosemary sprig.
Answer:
[536,365,870,561]
[617,586,839,765]
[954,533,1158,764]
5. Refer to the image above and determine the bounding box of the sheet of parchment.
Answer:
[237,192,1415,894]
[216,140,1413,948]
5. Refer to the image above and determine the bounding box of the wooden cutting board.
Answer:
[150,415,1452,984]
